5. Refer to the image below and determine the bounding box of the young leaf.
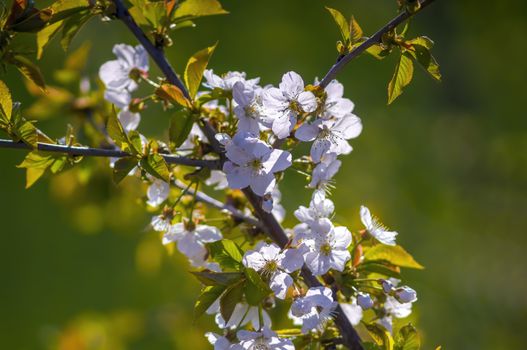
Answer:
[244,268,272,305]
[184,42,217,98]
[219,280,244,323]
[356,261,401,279]
[395,324,420,350]
[364,244,424,269]
[169,110,194,149]
[127,130,144,155]
[349,16,363,43]
[9,55,46,91]
[8,8,52,32]
[208,239,244,270]
[407,37,441,82]
[155,83,192,108]
[387,51,414,105]
[12,113,38,148]
[140,154,170,182]
[191,271,244,286]
[194,285,226,320]
[37,20,63,59]
[60,9,92,51]
[0,80,13,121]
[49,0,91,24]
[107,108,130,152]
[365,323,395,350]
[113,157,138,184]
[173,0,228,21]
[326,7,350,43]
[17,151,54,188]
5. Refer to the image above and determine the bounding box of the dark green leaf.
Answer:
[140,153,170,182]
[406,37,441,82]
[194,285,226,320]
[9,54,46,91]
[191,271,244,286]
[365,323,394,350]
[387,51,414,105]
[356,261,401,279]
[220,280,244,323]
[37,20,63,59]
[113,157,138,184]
[169,110,194,149]
[395,324,420,350]
[244,268,272,305]
[9,8,52,32]
[184,42,217,98]
[49,0,91,24]
[60,9,92,51]
[127,130,144,156]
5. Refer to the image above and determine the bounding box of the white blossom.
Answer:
[263,71,317,139]
[118,109,141,132]
[295,113,362,163]
[205,170,229,190]
[233,81,266,134]
[162,223,222,263]
[212,302,271,330]
[204,70,260,91]
[237,327,294,350]
[242,242,304,299]
[340,299,363,326]
[360,206,398,246]
[223,132,292,196]
[320,79,355,120]
[308,153,341,189]
[377,316,393,333]
[294,191,334,227]
[357,292,374,310]
[384,296,413,319]
[99,44,148,92]
[146,179,169,207]
[205,333,243,350]
[302,218,352,275]
[290,287,337,333]
[104,89,131,109]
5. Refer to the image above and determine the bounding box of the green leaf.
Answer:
[395,324,420,350]
[194,285,226,320]
[169,110,194,149]
[356,261,401,279]
[220,280,244,323]
[107,108,130,151]
[60,9,92,51]
[244,268,272,305]
[173,0,228,22]
[9,8,52,32]
[208,239,244,270]
[407,37,441,82]
[0,79,13,121]
[112,157,138,184]
[191,271,244,286]
[17,151,54,188]
[9,54,46,91]
[140,153,170,182]
[387,51,414,105]
[127,130,144,155]
[364,245,424,270]
[37,20,63,59]
[365,323,394,350]
[12,113,38,148]
[155,83,192,108]
[367,44,391,60]
[349,16,363,43]
[326,7,349,43]
[184,42,217,98]
[49,0,91,24]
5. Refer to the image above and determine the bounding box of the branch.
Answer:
[174,179,263,230]
[0,139,220,168]
[319,0,437,88]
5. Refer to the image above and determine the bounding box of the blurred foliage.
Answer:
[0,0,526,349]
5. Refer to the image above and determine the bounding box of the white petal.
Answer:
[280,248,305,273]
[332,226,352,249]
[272,112,296,139]
[223,162,252,190]
[250,173,276,196]
[340,302,363,326]
[297,91,317,112]
[195,225,222,242]
[295,123,319,142]
[305,251,331,275]
[329,249,351,271]
[311,138,332,163]
[270,271,293,299]
[279,71,304,99]
[118,109,141,132]
[263,149,292,173]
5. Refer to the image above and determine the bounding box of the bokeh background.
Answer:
[1,0,526,349]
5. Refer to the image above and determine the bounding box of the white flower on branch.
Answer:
[233,81,266,134]
[302,218,352,276]
[360,206,398,246]
[237,327,294,350]
[162,223,222,264]
[308,153,341,190]
[118,109,141,132]
[320,79,355,120]
[340,299,363,326]
[205,170,228,190]
[290,287,337,334]
[263,71,317,139]
[242,242,304,299]
[294,191,334,227]
[384,296,413,319]
[146,179,169,207]
[204,70,260,91]
[99,44,148,93]
[210,302,271,330]
[222,132,292,196]
[295,113,362,163]
[205,333,243,350]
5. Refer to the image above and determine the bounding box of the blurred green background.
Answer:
[1,0,526,349]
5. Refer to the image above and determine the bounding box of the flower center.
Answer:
[262,259,278,275]
[244,104,258,119]
[318,125,332,139]
[129,68,143,81]
[320,242,332,256]
[249,158,264,171]
[289,99,302,113]
[251,339,270,350]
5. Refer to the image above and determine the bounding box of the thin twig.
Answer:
[174,179,263,230]
[0,139,220,168]
[319,0,437,88]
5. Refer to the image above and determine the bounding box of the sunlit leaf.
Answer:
[387,51,414,104]
[60,9,92,51]
[140,153,170,182]
[349,16,363,43]
[326,7,350,42]
[0,79,13,121]
[49,0,91,24]
[155,83,192,108]
[364,244,424,269]
[9,54,46,91]
[184,42,217,98]
[169,110,194,149]
[395,324,420,350]
[365,323,395,350]
[407,37,441,82]
[208,239,244,270]
[17,151,54,188]
[107,108,130,152]
[194,285,225,320]
[173,0,228,22]
[37,20,63,59]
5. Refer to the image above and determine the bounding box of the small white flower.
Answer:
[162,223,222,263]
[302,218,352,275]
[294,191,334,227]
[212,302,271,330]
[340,299,363,326]
[204,70,260,91]
[99,44,148,92]
[146,179,169,207]
[290,287,337,334]
[295,113,362,163]
[242,242,304,299]
[237,327,294,350]
[308,153,341,190]
[394,286,417,303]
[320,79,355,120]
[223,132,292,196]
[360,206,398,246]
[118,109,141,132]
[384,296,413,319]
[357,292,374,310]
[233,81,266,134]
[104,89,131,109]
[205,170,229,190]
[151,215,171,232]
[205,333,244,350]
[263,71,317,139]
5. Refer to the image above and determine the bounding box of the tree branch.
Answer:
[318,0,437,88]
[0,139,220,168]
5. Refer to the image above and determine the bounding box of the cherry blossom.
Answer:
[357,292,374,309]
[99,44,148,92]
[206,333,244,350]
[320,79,355,120]
[308,153,341,190]
[204,70,260,91]
[237,327,294,350]
[360,206,398,246]
[146,179,169,207]
[232,81,265,134]
[162,223,222,264]
[290,287,337,333]
[340,299,363,326]
[394,286,418,303]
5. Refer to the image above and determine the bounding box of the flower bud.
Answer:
[394,286,417,303]
[381,279,394,294]
[357,292,374,310]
